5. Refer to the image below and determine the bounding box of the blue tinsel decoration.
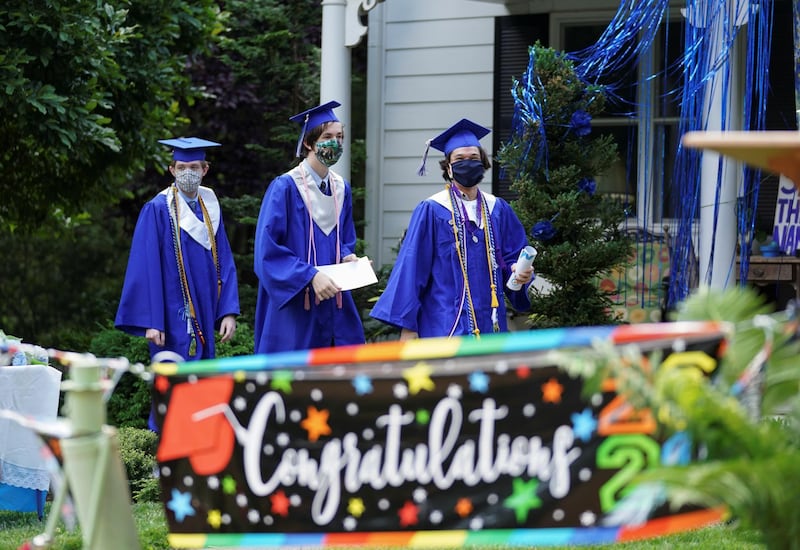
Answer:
[508,0,773,311]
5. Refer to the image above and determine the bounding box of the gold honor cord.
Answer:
[480,193,500,333]
[198,196,221,299]
[446,184,501,337]
[170,186,220,355]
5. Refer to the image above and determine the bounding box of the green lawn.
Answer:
[0,503,767,550]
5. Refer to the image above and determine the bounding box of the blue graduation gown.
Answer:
[370,189,531,338]
[253,167,365,353]
[115,186,240,360]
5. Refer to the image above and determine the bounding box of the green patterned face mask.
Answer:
[315,139,343,167]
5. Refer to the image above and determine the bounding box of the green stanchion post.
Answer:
[59,358,141,550]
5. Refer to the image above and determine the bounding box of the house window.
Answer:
[555,12,685,225]
[493,14,549,199]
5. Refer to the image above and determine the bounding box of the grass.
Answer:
[0,502,767,550]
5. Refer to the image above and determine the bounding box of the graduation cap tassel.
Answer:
[417,139,432,176]
[295,114,310,157]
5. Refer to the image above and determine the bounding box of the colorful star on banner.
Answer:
[455,497,473,518]
[398,500,419,527]
[468,371,490,393]
[403,362,435,395]
[504,478,542,523]
[222,475,237,495]
[155,374,170,393]
[270,370,293,393]
[352,373,373,395]
[270,490,290,517]
[167,489,195,522]
[301,406,332,442]
[207,509,222,529]
[541,377,564,403]
[571,408,597,442]
[348,498,366,517]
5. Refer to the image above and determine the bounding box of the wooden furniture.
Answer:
[736,255,800,300]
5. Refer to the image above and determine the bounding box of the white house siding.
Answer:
[364,0,623,266]
[366,0,511,266]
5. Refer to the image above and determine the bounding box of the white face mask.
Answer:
[175,169,202,195]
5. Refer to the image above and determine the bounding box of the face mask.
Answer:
[450,159,485,188]
[175,169,202,195]
[315,139,343,167]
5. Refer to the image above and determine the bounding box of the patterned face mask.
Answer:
[315,139,343,167]
[175,169,202,195]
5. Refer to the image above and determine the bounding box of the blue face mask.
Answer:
[450,159,485,188]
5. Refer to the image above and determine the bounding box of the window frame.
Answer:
[550,10,686,229]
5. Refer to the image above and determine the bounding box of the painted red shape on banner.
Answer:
[157,376,235,475]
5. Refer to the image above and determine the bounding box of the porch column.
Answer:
[321,0,352,180]
[320,0,385,182]
[689,2,748,289]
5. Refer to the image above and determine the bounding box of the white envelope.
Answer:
[316,256,378,291]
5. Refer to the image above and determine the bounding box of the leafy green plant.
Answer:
[353,262,401,343]
[88,323,151,429]
[496,44,631,328]
[117,426,160,503]
[215,320,255,357]
[0,0,224,232]
[553,286,800,549]
[88,320,253,430]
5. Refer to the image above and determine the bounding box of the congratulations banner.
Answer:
[152,322,727,548]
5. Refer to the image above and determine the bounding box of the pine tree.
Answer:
[497,44,632,328]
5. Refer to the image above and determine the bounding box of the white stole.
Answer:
[290,165,344,235]
[161,186,220,250]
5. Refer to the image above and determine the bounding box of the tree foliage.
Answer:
[178,0,324,198]
[497,44,632,328]
[0,0,224,231]
[118,0,329,331]
[0,1,371,352]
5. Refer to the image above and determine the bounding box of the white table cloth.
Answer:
[0,364,62,492]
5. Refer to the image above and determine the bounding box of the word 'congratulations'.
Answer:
[234,393,581,525]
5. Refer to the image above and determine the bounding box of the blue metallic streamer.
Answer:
[668,0,772,307]
[509,47,549,178]
[507,0,773,311]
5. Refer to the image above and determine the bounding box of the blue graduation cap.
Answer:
[158,137,221,162]
[418,119,491,176]
[289,100,341,157]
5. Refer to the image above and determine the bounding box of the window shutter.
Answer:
[493,15,549,200]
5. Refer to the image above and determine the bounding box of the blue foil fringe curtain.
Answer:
[509,0,774,311]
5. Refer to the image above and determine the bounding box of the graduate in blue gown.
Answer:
[115,137,240,362]
[254,101,366,353]
[370,119,534,339]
